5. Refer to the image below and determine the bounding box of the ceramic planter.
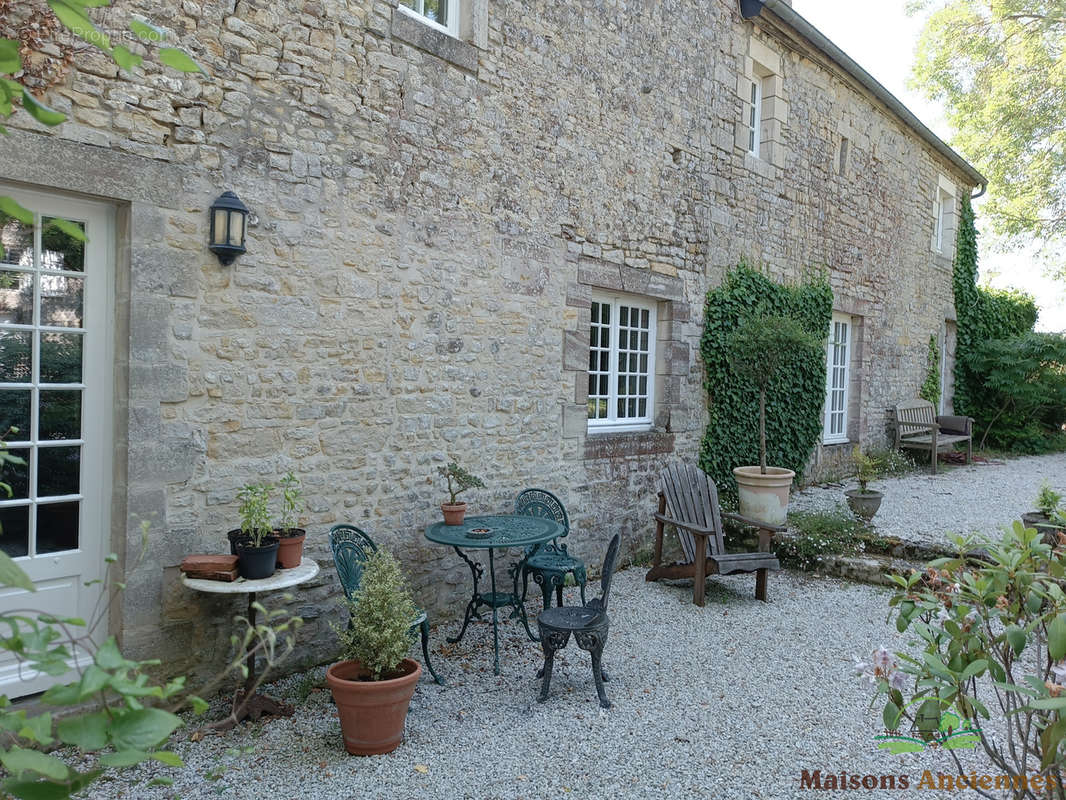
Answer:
[275,528,306,569]
[733,466,795,527]
[234,536,279,580]
[441,502,467,526]
[326,658,421,755]
[845,489,884,522]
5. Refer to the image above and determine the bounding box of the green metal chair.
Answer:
[514,489,587,611]
[328,524,445,685]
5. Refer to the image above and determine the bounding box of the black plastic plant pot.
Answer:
[227,529,244,556]
[235,538,280,580]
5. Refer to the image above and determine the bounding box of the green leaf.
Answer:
[57,711,108,750]
[129,19,166,42]
[1029,697,1066,710]
[150,750,183,767]
[39,683,80,706]
[960,659,988,681]
[42,216,87,244]
[46,0,111,52]
[94,637,124,670]
[147,777,174,787]
[98,749,148,767]
[157,48,204,74]
[1005,625,1026,656]
[1050,614,1066,661]
[0,778,74,800]
[882,700,901,731]
[876,737,926,753]
[16,713,53,747]
[78,664,109,698]
[941,732,980,750]
[0,39,20,74]
[1042,719,1066,769]
[921,652,953,679]
[187,694,209,715]
[0,748,70,780]
[0,197,33,228]
[20,91,65,127]
[111,46,142,72]
[108,708,182,751]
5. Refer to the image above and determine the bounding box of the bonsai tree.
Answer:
[277,471,305,532]
[236,482,272,547]
[726,315,824,474]
[438,462,486,506]
[336,550,417,680]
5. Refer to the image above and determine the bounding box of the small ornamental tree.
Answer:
[726,315,824,474]
[336,550,416,681]
[437,462,485,506]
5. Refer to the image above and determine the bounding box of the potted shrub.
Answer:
[727,314,824,526]
[326,549,421,755]
[233,483,279,580]
[844,447,884,521]
[437,461,485,525]
[274,471,306,569]
[1021,481,1065,541]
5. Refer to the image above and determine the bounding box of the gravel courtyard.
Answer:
[792,452,1066,548]
[85,569,983,800]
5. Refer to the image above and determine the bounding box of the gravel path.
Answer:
[82,569,985,800]
[791,452,1066,548]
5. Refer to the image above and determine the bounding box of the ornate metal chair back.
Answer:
[514,488,570,542]
[592,533,621,613]
[329,524,378,602]
[659,462,725,561]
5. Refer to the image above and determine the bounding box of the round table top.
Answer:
[425,514,563,549]
[181,559,319,594]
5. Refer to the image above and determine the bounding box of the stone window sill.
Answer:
[391,9,478,73]
[583,430,675,461]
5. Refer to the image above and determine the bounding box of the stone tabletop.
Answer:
[181,559,319,595]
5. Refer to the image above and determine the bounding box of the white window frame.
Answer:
[933,193,945,253]
[397,0,460,37]
[932,177,955,255]
[587,292,657,434]
[822,312,851,444]
[747,78,763,158]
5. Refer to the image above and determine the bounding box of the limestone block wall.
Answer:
[1,0,972,683]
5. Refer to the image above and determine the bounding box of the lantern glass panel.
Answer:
[228,209,244,246]
[212,208,229,246]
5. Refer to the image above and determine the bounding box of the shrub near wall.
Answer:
[699,264,832,504]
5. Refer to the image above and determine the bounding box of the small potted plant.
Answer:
[844,447,884,521]
[233,483,279,580]
[326,549,421,755]
[1021,481,1065,539]
[727,314,824,526]
[437,461,485,525]
[274,471,306,569]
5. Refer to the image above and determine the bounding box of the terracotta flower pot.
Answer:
[441,502,467,526]
[326,659,421,755]
[275,529,306,569]
[733,466,795,527]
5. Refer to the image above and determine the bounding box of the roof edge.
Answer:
[740,0,986,192]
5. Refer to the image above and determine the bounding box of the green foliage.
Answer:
[335,550,416,681]
[852,447,879,493]
[776,506,867,569]
[918,335,941,408]
[236,483,272,544]
[865,447,919,478]
[277,472,304,531]
[0,425,26,504]
[437,462,486,505]
[1036,481,1064,518]
[699,263,833,503]
[911,1,1066,253]
[873,522,1066,784]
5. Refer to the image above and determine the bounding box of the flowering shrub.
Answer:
[870,522,1066,795]
[775,506,867,569]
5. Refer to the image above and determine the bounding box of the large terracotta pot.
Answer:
[275,529,306,569]
[733,466,795,527]
[327,659,421,756]
[441,502,467,526]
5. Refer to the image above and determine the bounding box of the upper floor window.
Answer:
[932,176,956,256]
[747,78,763,157]
[588,293,657,433]
[398,0,460,36]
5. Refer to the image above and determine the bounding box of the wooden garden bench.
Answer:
[893,399,973,474]
[645,463,783,606]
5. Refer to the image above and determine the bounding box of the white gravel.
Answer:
[81,569,985,800]
[791,452,1066,548]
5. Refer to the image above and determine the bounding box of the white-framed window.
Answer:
[823,312,851,444]
[932,179,955,254]
[747,78,762,157]
[397,0,459,36]
[587,293,657,433]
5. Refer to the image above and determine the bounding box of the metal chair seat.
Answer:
[514,489,587,610]
[537,604,605,632]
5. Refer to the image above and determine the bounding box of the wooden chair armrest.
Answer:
[653,512,714,537]
[720,511,787,532]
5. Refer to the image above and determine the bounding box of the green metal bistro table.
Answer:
[425,514,562,675]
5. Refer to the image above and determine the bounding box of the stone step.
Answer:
[804,552,924,587]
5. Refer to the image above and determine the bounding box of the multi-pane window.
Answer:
[747,78,762,157]
[823,313,851,444]
[588,295,656,432]
[398,0,459,35]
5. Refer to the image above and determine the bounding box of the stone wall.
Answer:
[2,0,972,683]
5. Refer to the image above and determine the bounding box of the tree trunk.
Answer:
[759,389,767,474]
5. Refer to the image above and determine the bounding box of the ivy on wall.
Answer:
[918,335,941,409]
[699,264,833,504]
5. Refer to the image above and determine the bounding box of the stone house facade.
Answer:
[0,0,982,689]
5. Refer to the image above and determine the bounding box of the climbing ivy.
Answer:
[918,335,941,409]
[699,264,832,505]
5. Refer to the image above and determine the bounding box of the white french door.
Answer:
[0,185,113,697]
[823,312,851,444]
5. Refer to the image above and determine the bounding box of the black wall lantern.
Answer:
[208,191,249,265]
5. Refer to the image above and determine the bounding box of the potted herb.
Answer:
[274,471,306,569]
[437,461,485,525]
[726,315,824,526]
[232,483,279,580]
[1021,481,1065,540]
[844,447,884,521]
[326,549,421,755]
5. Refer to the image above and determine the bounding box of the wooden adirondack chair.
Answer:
[645,463,784,606]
